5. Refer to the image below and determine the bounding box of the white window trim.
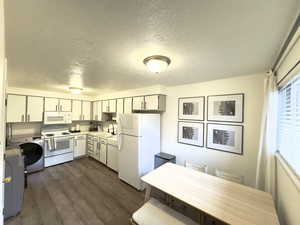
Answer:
[275,152,300,193]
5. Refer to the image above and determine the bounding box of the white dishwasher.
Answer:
[107,137,118,172]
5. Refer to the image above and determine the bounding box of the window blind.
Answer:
[278,74,300,176]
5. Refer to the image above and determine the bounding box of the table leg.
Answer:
[144,184,151,202]
[199,211,205,225]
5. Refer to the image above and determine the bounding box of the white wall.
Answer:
[276,156,300,225]
[97,73,265,187]
[0,0,5,223]
[161,73,265,187]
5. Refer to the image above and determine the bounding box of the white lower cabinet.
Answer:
[87,135,94,157]
[87,135,117,170]
[93,136,100,160]
[107,144,118,171]
[99,138,107,165]
[74,135,86,158]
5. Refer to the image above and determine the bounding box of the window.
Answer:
[278,74,300,176]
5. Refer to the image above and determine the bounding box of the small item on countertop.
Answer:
[76,124,80,131]
[109,124,114,134]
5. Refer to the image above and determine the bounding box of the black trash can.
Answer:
[154,152,176,169]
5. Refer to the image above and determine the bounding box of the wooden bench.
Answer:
[131,198,198,225]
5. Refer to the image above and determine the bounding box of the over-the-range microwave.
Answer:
[43,112,72,125]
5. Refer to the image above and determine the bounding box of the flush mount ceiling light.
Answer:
[143,55,171,73]
[69,87,83,94]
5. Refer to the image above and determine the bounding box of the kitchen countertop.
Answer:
[7,131,118,146]
[71,131,118,145]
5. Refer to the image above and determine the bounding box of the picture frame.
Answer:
[206,123,243,155]
[207,94,244,123]
[178,96,205,121]
[178,121,204,147]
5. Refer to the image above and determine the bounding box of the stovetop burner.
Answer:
[62,132,70,135]
[45,134,54,137]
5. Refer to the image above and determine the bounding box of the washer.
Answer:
[19,138,44,173]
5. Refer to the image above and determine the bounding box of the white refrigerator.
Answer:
[117,113,160,190]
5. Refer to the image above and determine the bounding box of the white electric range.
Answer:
[41,128,74,167]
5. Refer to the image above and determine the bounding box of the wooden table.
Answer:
[141,163,280,225]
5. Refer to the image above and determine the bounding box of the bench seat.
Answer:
[132,198,198,225]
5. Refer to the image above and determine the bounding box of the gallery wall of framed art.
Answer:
[178,121,204,147]
[177,93,244,155]
[207,93,244,123]
[178,96,205,121]
[206,123,243,155]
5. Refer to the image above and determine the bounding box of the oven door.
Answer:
[44,137,73,157]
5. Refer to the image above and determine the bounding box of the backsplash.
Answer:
[7,122,42,137]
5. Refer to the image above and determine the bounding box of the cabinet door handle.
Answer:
[21,115,24,122]
[144,101,146,110]
[140,101,143,110]
[27,114,30,122]
[60,105,62,111]
[83,115,85,120]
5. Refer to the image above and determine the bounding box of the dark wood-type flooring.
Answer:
[5,157,144,225]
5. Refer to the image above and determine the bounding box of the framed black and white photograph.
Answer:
[207,94,244,123]
[206,123,243,155]
[178,121,204,147]
[178,96,205,121]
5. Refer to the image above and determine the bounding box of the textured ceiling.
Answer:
[5,0,300,96]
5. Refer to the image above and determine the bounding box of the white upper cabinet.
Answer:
[92,101,98,120]
[92,101,102,121]
[97,101,102,121]
[45,98,59,112]
[132,95,166,112]
[144,95,159,110]
[59,99,71,112]
[102,100,116,113]
[109,99,116,113]
[124,97,132,114]
[102,100,109,113]
[72,100,82,121]
[82,101,91,120]
[27,96,44,122]
[45,98,71,112]
[6,94,26,123]
[132,96,145,111]
[116,98,124,114]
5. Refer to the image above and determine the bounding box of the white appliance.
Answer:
[117,114,160,190]
[42,128,74,167]
[43,112,72,125]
